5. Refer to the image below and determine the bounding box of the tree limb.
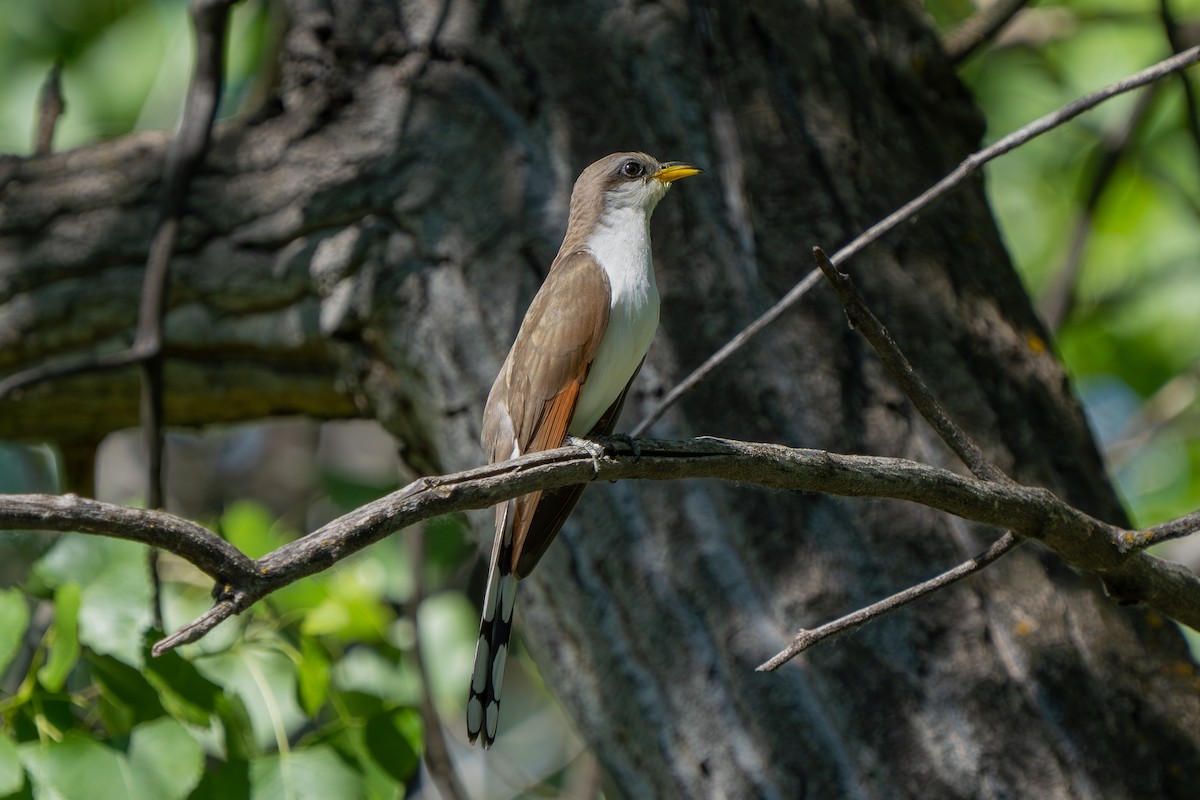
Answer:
[2,437,1197,656]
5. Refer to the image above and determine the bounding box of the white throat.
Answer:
[570,206,661,435]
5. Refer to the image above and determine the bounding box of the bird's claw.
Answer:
[566,436,607,477]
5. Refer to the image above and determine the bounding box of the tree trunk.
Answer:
[1,1,1197,796]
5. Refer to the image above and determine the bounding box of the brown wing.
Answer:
[481,251,611,574]
[513,359,643,577]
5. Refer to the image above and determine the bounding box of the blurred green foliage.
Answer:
[0,0,272,151]
[2,0,1200,796]
[948,0,1200,529]
[0,494,477,799]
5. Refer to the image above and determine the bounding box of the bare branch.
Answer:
[1123,508,1200,550]
[4,436,1199,654]
[634,45,1200,434]
[757,531,1020,671]
[152,596,246,654]
[813,247,1009,484]
[140,0,237,628]
[0,493,254,580]
[1159,0,1200,162]
[943,0,1035,64]
[34,60,65,156]
[767,247,1021,670]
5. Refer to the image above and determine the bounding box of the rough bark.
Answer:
[1,1,1197,797]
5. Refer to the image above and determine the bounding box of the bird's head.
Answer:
[575,152,702,217]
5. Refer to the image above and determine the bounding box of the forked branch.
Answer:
[1,438,1197,656]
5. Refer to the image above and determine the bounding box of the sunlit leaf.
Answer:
[331,648,420,707]
[300,571,394,643]
[0,588,30,678]
[296,636,331,717]
[19,734,131,800]
[128,717,204,800]
[33,536,152,668]
[0,733,23,797]
[38,583,80,692]
[249,745,363,800]
[193,641,306,751]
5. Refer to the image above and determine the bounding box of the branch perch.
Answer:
[2,437,1197,655]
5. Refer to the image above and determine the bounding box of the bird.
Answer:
[467,152,701,747]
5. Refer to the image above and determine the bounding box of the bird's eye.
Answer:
[620,160,645,179]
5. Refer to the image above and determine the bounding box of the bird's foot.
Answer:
[566,436,606,478]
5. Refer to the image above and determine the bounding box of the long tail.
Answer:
[467,498,518,748]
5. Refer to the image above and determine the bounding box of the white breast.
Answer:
[570,206,660,435]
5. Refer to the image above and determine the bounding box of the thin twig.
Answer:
[812,248,1009,484]
[1158,0,1200,161]
[1122,508,1200,550]
[140,0,237,630]
[943,0,1035,64]
[0,329,151,399]
[633,46,1200,435]
[34,60,65,156]
[757,531,1019,671]
[152,597,245,654]
[750,249,1022,670]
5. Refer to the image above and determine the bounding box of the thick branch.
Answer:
[2,437,1197,654]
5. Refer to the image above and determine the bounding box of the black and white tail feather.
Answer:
[466,498,518,748]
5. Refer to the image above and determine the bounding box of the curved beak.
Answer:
[653,162,703,184]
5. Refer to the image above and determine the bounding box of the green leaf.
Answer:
[313,725,402,800]
[0,589,30,678]
[19,735,129,800]
[300,571,394,642]
[86,652,166,731]
[33,536,152,668]
[423,515,472,586]
[0,733,23,796]
[363,709,420,784]
[143,646,224,724]
[193,642,306,751]
[17,721,202,800]
[38,583,80,692]
[296,636,331,717]
[190,757,251,800]
[249,746,363,800]
[332,648,420,707]
[216,692,258,764]
[128,717,204,800]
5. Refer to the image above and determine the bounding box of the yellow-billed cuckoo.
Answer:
[467,152,701,747]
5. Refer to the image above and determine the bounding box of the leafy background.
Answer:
[1,0,1199,797]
